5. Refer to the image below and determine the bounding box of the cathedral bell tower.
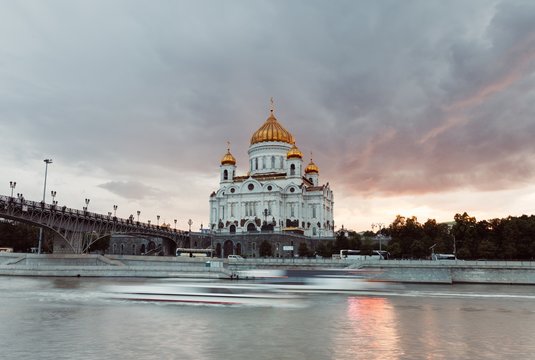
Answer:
[286,143,303,178]
[305,156,320,186]
[220,144,236,184]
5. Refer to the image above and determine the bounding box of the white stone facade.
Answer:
[209,109,334,238]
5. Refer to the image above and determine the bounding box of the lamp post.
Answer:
[113,205,118,217]
[157,215,160,226]
[174,219,177,230]
[84,198,90,212]
[188,219,192,232]
[9,181,16,197]
[51,191,57,205]
[448,224,457,258]
[38,159,52,255]
[137,210,140,222]
[377,223,384,252]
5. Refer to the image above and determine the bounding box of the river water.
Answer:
[1,277,534,360]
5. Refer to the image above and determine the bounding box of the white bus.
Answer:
[431,253,456,261]
[339,249,389,260]
[176,248,214,258]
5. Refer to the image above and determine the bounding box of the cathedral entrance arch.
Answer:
[215,243,222,258]
[223,240,234,257]
[236,243,242,256]
[247,223,257,232]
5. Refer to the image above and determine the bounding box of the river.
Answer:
[0,277,534,360]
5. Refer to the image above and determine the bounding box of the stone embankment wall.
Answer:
[0,253,229,278]
[360,260,535,284]
[2,253,535,284]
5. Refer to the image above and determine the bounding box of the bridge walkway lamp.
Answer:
[9,181,16,197]
[113,205,118,217]
[38,159,52,255]
[137,210,141,222]
[157,215,160,227]
[84,198,90,212]
[174,219,177,230]
[51,191,57,205]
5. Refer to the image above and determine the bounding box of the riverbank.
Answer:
[2,253,535,284]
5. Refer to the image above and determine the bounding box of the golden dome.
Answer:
[221,148,236,166]
[305,159,319,174]
[287,143,303,159]
[250,111,295,145]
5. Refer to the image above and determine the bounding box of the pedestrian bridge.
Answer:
[0,195,189,254]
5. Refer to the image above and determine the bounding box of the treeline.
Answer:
[0,220,53,252]
[384,213,535,260]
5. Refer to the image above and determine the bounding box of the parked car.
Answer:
[228,255,244,260]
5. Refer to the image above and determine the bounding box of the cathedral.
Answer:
[209,104,335,258]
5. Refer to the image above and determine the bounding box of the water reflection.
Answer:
[2,278,535,360]
[331,297,401,360]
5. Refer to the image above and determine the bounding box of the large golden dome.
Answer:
[250,111,295,145]
[287,143,303,159]
[305,159,319,174]
[221,148,236,166]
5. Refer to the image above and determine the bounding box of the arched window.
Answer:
[112,243,117,254]
[290,164,295,176]
[271,156,275,168]
[132,244,136,255]
[313,227,317,236]
[223,169,228,180]
[120,244,125,255]
[255,158,258,170]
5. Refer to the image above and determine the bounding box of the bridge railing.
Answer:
[0,195,186,236]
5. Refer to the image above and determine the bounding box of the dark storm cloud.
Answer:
[1,0,534,200]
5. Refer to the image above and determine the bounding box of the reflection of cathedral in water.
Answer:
[209,103,335,258]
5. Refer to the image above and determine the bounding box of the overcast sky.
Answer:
[1,0,535,231]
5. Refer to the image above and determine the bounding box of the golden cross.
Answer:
[270,97,274,113]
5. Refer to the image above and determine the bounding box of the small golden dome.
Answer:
[305,159,319,174]
[250,111,295,145]
[221,148,236,166]
[287,143,303,159]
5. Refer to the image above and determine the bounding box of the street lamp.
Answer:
[84,198,90,212]
[174,219,177,230]
[9,181,16,197]
[113,205,118,217]
[188,219,193,232]
[157,215,160,226]
[38,158,52,255]
[51,191,57,205]
[447,224,457,258]
[137,210,140,222]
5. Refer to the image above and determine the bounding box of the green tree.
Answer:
[259,240,272,257]
[298,242,309,257]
